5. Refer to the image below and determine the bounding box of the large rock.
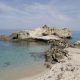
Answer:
[54,28,72,38]
[49,39,74,49]
[0,25,72,41]
[45,47,68,64]
[44,38,73,68]
[28,25,54,37]
[41,25,72,38]
[75,40,80,48]
[26,25,72,39]
[10,31,30,40]
[75,40,80,45]
[10,32,18,39]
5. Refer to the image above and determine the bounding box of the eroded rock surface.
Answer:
[1,25,71,41]
[49,39,74,48]
[44,39,74,68]
[45,47,68,64]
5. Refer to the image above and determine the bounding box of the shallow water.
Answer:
[0,41,50,80]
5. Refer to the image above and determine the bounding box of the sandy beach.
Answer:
[19,47,80,80]
[0,63,47,80]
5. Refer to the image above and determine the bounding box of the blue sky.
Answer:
[0,0,80,30]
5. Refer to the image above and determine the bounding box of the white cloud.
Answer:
[0,2,29,16]
[0,2,71,29]
[24,3,70,21]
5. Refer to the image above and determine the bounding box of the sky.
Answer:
[0,0,80,30]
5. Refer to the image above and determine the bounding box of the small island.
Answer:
[0,25,71,42]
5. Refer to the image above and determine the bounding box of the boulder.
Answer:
[45,47,68,64]
[75,40,80,45]
[75,40,80,48]
[49,39,74,49]
[44,38,73,67]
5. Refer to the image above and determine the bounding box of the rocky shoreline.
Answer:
[19,38,80,80]
[1,25,80,80]
[44,39,74,68]
[20,47,80,80]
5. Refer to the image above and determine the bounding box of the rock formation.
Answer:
[0,25,72,41]
[54,28,72,38]
[75,40,80,48]
[49,39,74,48]
[75,40,80,45]
[10,31,30,40]
[44,39,74,68]
[45,47,68,64]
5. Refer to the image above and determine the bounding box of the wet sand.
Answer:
[0,63,46,80]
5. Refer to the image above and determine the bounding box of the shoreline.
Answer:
[19,68,49,80]
[19,47,80,80]
[0,26,79,80]
[0,62,46,80]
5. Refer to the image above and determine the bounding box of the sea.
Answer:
[0,30,80,80]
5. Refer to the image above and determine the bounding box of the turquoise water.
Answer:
[0,30,50,80]
[0,30,80,80]
[0,41,49,69]
[0,41,50,80]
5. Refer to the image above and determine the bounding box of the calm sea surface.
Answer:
[0,30,80,80]
[71,31,80,43]
[0,30,50,80]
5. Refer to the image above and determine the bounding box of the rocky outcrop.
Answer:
[33,25,72,38]
[34,48,80,80]
[49,39,74,48]
[75,40,80,45]
[45,47,68,64]
[10,32,19,39]
[54,28,72,38]
[44,39,74,68]
[10,25,71,40]
[0,25,72,41]
[75,40,80,48]
[10,31,30,40]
